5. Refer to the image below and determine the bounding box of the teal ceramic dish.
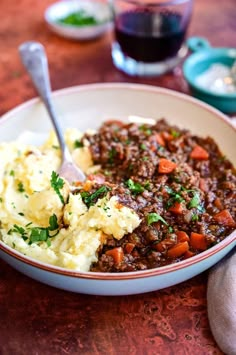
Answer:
[183,37,236,114]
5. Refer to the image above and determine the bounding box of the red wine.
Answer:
[115,9,187,63]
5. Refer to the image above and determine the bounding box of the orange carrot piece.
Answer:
[124,243,135,254]
[214,209,235,227]
[167,241,189,258]
[155,133,165,146]
[162,131,173,142]
[83,181,93,192]
[214,198,224,211]
[154,239,175,252]
[106,247,124,264]
[183,250,195,259]
[158,158,177,174]
[190,145,209,160]
[168,202,184,215]
[190,232,207,251]
[176,231,190,243]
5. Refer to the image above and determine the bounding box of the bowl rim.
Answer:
[183,48,236,99]
[0,82,235,280]
[44,0,112,29]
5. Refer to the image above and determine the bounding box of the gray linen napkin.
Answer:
[207,248,236,355]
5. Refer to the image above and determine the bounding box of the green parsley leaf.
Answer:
[125,179,144,195]
[125,139,131,145]
[80,185,111,207]
[48,214,59,231]
[188,192,201,209]
[165,186,185,208]
[139,125,152,135]
[50,171,65,204]
[147,213,168,226]
[191,214,199,222]
[170,129,180,138]
[10,170,15,176]
[74,140,84,148]
[108,147,117,164]
[29,228,48,244]
[12,224,28,240]
[17,182,25,193]
[140,143,146,150]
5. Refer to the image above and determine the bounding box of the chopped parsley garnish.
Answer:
[29,228,48,244]
[0,197,2,203]
[74,139,84,148]
[104,170,112,176]
[170,129,180,138]
[48,214,59,231]
[191,214,199,222]
[50,171,65,204]
[140,143,146,150]
[17,182,25,193]
[10,214,59,246]
[188,191,201,209]
[147,213,168,226]
[80,185,111,207]
[10,170,15,176]
[108,147,117,164]
[10,224,28,240]
[125,179,144,195]
[165,186,185,208]
[57,10,99,26]
[18,212,25,216]
[139,125,152,135]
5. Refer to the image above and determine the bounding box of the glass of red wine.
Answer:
[111,0,193,76]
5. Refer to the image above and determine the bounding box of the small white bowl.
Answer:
[45,0,113,40]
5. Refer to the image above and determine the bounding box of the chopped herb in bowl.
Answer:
[57,10,99,27]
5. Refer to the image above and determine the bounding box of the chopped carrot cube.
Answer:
[214,209,235,227]
[190,232,207,251]
[162,131,173,142]
[168,202,184,215]
[190,145,209,160]
[155,133,165,146]
[167,241,189,258]
[213,198,223,211]
[158,158,177,174]
[124,243,135,254]
[183,250,196,259]
[176,231,190,243]
[106,247,124,264]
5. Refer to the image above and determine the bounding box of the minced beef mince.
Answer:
[81,119,236,272]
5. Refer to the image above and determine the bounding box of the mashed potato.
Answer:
[0,129,141,271]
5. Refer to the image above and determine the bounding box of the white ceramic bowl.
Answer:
[45,0,113,40]
[0,83,235,295]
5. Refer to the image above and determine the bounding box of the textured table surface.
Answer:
[0,0,235,354]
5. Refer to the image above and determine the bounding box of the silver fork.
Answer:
[19,41,85,184]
